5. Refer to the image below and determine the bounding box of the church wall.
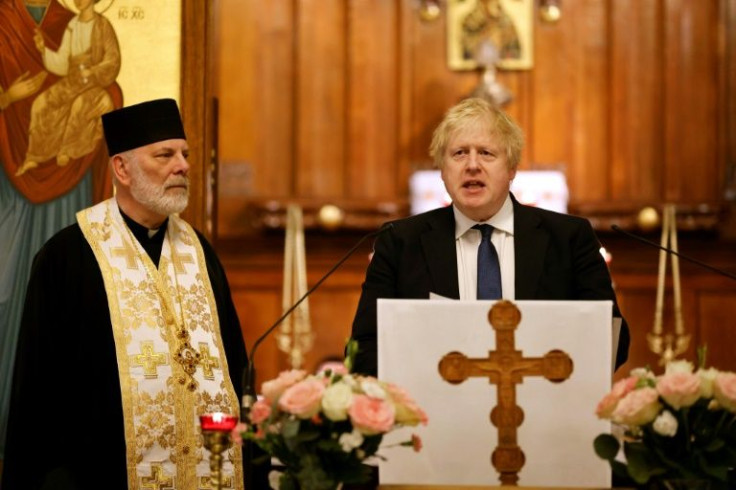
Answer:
[210,0,736,384]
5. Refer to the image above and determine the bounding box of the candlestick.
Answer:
[647,204,690,365]
[199,412,238,490]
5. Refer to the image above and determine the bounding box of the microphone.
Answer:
[610,225,736,281]
[241,222,394,419]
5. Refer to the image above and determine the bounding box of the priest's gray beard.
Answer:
[128,157,189,216]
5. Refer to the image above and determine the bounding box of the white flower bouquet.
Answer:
[233,342,427,490]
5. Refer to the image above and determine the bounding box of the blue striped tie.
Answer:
[473,224,502,299]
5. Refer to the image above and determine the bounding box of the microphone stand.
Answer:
[611,225,736,281]
[240,224,392,486]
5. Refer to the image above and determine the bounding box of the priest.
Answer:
[2,99,255,489]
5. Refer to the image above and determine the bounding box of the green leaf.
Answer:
[697,345,708,368]
[279,472,299,490]
[697,450,732,482]
[610,460,632,482]
[594,434,620,461]
[345,338,359,373]
[625,442,667,484]
[296,453,336,490]
[704,439,725,452]
[282,418,300,439]
[295,427,321,443]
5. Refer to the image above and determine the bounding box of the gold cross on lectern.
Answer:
[438,300,573,486]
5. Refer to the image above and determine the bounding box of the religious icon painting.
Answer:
[447,0,534,71]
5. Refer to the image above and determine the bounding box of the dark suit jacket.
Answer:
[350,195,630,376]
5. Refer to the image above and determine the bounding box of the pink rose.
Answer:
[317,361,348,377]
[261,369,307,402]
[348,394,396,435]
[595,376,638,419]
[231,422,247,446]
[411,434,423,452]
[657,372,701,409]
[714,372,736,412]
[278,378,325,419]
[611,387,661,426]
[386,383,428,426]
[250,398,272,425]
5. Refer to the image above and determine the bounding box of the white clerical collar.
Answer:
[453,194,515,239]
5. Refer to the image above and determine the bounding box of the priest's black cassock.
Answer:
[2,212,246,489]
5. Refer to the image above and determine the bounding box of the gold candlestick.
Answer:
[647,204,690,365]
[199,412,238,490]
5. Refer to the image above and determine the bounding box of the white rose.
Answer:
[339,428,364,452]
[652,410,678,437]
[321,382,354,421]
[342,374,358,389]
[268,470,283,490]
[665,360,694,375]
[630,367,654,380]
[361,380,386,399]
[697,367,719,398]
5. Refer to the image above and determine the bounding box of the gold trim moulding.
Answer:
[244,198,410,232]
[569,202,726,233]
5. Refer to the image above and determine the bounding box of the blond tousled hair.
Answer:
[428,98,524,170]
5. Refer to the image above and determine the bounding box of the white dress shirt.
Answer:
[453,195,515,300]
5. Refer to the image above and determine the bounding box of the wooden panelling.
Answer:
[609,0,664,202]
[346,0,400,200]
[178,0,212,234]
[211,0,736,380]
[530,0,574,166]
[223,240,371,384]
[296,0,347,198]
[613,274,736,380]
[663,0,721,203]
[605,233,736,380]
[698,291,736,369]
[215,0,731,233]
[569,0,609,203]
[216,0,294,234]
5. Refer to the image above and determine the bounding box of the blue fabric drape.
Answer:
[0,168,91,457]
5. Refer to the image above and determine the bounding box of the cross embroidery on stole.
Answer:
[112,242,139,269]
[170,251,194,274]
[199,475,234,489]
[140,464,174,490]
[130,341,168,378]
[438,300,573,486]
[197,342,221,380]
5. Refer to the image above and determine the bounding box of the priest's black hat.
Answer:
[102,98,187,155]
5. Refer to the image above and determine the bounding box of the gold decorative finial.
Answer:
[317,204,345,231]
[637,206,660,232]
[419,0,441,22]
[540,0,561,23]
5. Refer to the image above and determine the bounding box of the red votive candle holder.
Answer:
[199,412,238,432]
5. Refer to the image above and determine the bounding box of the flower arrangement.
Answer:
[233,342,428,490]
[594,349,736,488]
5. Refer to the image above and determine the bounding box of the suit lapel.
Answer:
[420,207,460,299]
[513,200,547,299]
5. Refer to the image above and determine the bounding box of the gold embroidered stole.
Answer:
[77,199,243,490]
